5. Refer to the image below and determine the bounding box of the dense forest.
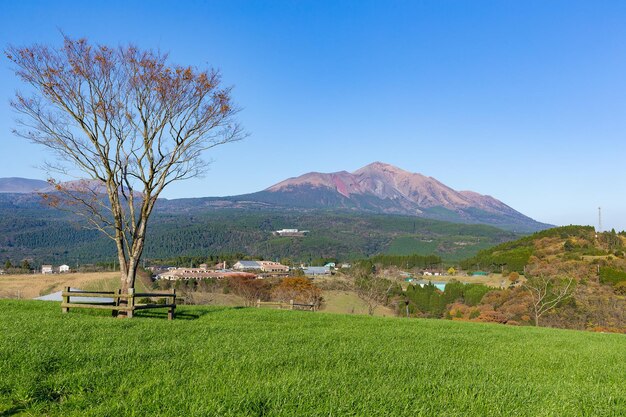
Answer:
[0,193,519,266]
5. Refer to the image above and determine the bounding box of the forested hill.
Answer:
[0,193,519,265]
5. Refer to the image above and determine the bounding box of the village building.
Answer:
[41,265,53,274]
[302,266,332,276]
[233,260,263,271]
[155,268,255,281]
[258,261,289,273]
[59,264,70,273]
[233,260,289,273]
[273,229,309,237]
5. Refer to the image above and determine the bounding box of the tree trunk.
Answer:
[368,303,376,316]
[117,236,145,317]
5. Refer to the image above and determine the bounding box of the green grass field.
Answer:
[0,300,624,416]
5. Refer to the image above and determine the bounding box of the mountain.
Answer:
[210,162,550,233]
[0,178,49,194]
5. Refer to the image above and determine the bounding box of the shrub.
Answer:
[614,281,626,295]
[599,267,626,285]
[464,285,491,306]
[271,277,322,305]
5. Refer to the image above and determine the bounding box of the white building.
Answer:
[233,260,289,273]
[59,264,70,273]
[41,265,53,274]
[273,229,309,237]
[302,266,331,276]
[233,260,263,271]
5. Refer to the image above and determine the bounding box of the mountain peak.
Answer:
[354,161,409,175]
[260,162,549,232]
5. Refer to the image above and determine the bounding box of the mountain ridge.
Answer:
[0,177,50,194]
[256,162,549,232]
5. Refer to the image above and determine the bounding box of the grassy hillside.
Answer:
[1,301,624,416]
[460,225,626,272]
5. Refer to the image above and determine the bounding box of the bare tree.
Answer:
[354,272,394,316]
[523,274,575,327]
[228,276,270,307]
[5,37,244,298]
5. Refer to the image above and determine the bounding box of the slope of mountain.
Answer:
[0,178,49,193]
[0,191,519,264]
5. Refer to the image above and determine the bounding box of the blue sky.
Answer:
[1,0,625,231]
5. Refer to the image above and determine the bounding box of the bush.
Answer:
[614,281,626,295]
[464,285,491,307]
[599,267,626,285]
[271,277,322,305]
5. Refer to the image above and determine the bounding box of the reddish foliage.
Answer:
[271,277,322,305]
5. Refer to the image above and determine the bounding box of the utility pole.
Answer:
[598,207,602,233]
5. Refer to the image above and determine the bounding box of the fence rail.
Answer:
[61,287,176,319]
[256,299,317,311]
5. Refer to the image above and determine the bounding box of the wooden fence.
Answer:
[61,287,177,320]
[256,299,317,311]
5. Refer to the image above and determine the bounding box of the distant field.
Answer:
[0,301,624,416]
[320,290,395,316]
[410,273,510,288]
[0,272,121,299]
[385,235,499,261]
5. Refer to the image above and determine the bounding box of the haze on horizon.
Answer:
[1,0,625,231]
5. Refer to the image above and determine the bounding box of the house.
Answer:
[233,260,262,271]
[258,261,289,273]
[41,265,53,274]
[232,260,289,273]
[155,268,256,281]
[324,262,336,269]
[0,269,5,275]
[59,264,70,273]
[302,266,331,276]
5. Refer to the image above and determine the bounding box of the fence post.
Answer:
[168,288,176,320]
[290,299,294,310]
[112,288,120,317]
[62,286,70,313]
[127,288,135,318]
[257,299,261,308]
